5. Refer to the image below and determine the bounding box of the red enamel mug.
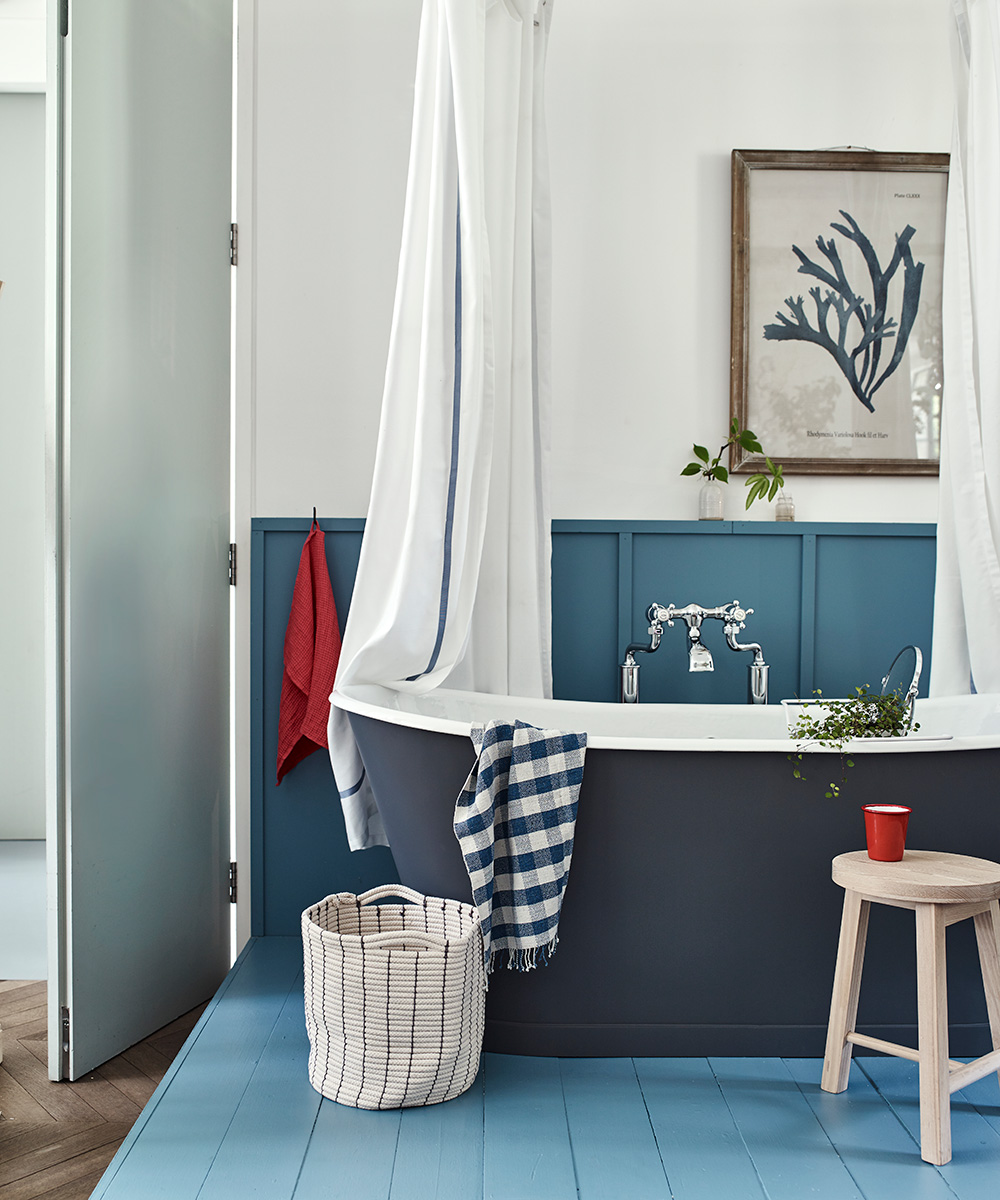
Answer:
[862,804,911,862]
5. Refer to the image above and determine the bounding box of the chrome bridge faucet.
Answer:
[620,601,768,705]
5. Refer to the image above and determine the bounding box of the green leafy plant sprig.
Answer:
[787,685,919,798]
[681,418,785,510]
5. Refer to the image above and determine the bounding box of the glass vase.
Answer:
[698,480,724,521]
[775,492,795,521]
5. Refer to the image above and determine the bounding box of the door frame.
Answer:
[232,0,256,955]
[43,0,67,1080]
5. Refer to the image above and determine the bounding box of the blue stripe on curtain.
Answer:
[409,195,463,680]
[338,766,367,800]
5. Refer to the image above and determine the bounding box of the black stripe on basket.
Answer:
[319,913,328,1095]
[333,899,349,1102]
[357,925,367,1107]
[440,900,463,1103]
[426,939,449,1104]
[400,936,419,1106]
[377,946,392,1109]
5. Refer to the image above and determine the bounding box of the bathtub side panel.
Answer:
[348,713,476,904]
[349,709,1000,1056]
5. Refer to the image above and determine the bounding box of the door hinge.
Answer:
[229,222,238,266]
[229,861,238,904]
[60,1005,70,1075]
[228,543,237,586]
[60,0,69,37]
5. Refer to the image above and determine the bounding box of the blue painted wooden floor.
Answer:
[91,937,1000,1200]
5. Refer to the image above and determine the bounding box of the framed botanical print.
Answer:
[730,149,949,475]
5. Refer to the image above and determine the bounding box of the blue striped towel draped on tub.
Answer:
[453,721,587,973]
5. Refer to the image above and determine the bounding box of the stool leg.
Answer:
[916,902,951,1166]
[973,900,1000,1090]
[821,889,870,1094]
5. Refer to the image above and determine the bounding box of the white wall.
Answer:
[0,90,46,838]
[241,0,952,523]
[0,0,46,89]
[0,841,46,976]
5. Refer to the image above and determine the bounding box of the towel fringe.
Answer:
[486,935,560,976]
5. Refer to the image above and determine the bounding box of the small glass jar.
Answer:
[775,492,795,521]
[698,479,725,520]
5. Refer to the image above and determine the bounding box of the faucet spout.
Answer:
[723,610,769,704]
[684,621,714,672]
[688,638,714,672]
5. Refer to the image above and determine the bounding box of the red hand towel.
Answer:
[276,521,342,784]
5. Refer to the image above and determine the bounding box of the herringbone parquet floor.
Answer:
[0,980,206,1199]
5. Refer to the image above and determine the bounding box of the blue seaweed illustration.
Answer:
[762,211,924,413]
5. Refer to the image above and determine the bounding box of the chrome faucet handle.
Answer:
[723,601,752,629]
[648,602,676,628]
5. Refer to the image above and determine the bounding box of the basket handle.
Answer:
[356,884,431,908]
[350,929,452,952]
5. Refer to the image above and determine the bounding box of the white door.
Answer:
[47,0,234,1079]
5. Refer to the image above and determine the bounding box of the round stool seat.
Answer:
[832,850,1000,905]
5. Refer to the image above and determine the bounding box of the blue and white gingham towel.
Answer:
[453,720,587,973]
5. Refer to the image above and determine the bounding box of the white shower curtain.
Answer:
[931,0,1000,696]
[328,0,554,849]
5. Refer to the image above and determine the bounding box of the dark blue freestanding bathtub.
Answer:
[336,683,1000,1057]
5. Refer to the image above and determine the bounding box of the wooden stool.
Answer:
[821,850,1000,1165]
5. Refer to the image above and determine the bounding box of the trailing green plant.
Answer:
[787,685,919,798]
[681,418,785,509]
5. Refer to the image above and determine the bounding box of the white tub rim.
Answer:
[332,683,1000,754]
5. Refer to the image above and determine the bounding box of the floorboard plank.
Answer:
[784,1058,956,1200]
[1,1010,47,1034]
[54,1074,142,1127]
[90,937,303,1200]
[0,1139,123,1199]
[144,1025,204,1063]
[0,988,46,1021]
[92,1057,156,1111]
[17,1168,107,1200]
[0,1069,57,1127]
[291,1102,400,1200]
[0,1041,97,1124]
[482,1054,576,1200]
[196,971,321,1200]
[708,1057,864,1200]
[0,1122,131,1190]
[0,984,46,1009]
[859,1055,1000,1198]
[388,1070,484,1200]
[559,1058,669,1200]
[10,1020,47,1044]
[0,1120,105,1169]
[17,1039,47,1068]
[634,1057,766,1200]
[117,1040,172,1086]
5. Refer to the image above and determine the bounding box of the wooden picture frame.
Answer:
[730,149,949,476]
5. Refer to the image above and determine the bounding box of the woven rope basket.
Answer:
[301,885,485,1110]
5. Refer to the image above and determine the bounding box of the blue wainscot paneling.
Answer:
[252,519,936,934]
[813,531,938,695]
[251,520,398,938]
[551,521,935,704]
